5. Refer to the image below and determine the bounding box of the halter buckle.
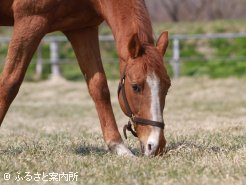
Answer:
[122,77,125,85]
[130,114,135,120]
[123,120,138,139]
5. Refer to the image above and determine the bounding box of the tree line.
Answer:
[145,0,246,22]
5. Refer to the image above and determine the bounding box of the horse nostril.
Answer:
[148,144,152,151]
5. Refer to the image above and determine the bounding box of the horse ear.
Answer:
[128,33,143,59]
[156,31,169,56]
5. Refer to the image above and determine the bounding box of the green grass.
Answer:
[0,78,246,185]
[180,61,246,78]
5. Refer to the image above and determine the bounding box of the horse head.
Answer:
[118,32,171,156]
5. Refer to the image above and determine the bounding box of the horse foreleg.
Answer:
[64,27,133,156]
[0,16,48,125]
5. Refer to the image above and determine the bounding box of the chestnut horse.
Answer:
[0,0,171,156]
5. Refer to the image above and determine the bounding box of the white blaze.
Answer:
[145,73,162,155]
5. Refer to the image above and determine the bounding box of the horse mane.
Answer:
[127,0,154,44]
[127,0,170,85]
[119,1,170,85]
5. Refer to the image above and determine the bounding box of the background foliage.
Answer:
[0,20,246,80]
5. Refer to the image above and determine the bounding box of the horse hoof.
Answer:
[109,143,135,157]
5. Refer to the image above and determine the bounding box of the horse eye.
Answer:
[132,84,141,93]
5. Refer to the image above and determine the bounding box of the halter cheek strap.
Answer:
[118,73,165,139]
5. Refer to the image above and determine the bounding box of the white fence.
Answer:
[0,33,246,79]
[170,32,246,78]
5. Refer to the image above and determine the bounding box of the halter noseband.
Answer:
[118,71,165,139]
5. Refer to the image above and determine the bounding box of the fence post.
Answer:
[172,38,180,79]
[50,40,61,79]
[35,46,43,80]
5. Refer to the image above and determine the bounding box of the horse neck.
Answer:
[100,0,154,60]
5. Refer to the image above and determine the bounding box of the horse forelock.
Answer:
[139,46,171,87]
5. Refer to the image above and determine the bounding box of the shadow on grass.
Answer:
[74,145,108,156]
[129,147,142,156]
[74,144,142,157]
[0,147,23,156]
[74,141,223,157]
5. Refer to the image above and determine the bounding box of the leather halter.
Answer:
[118,69,165,139]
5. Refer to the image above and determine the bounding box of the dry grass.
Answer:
[0,77,245,185]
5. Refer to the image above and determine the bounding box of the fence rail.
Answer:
[1,32,246,79]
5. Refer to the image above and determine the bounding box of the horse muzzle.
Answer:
[140,132,166,156]
[140,141,159,156]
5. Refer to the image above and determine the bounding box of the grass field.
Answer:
[0,77,245,185]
